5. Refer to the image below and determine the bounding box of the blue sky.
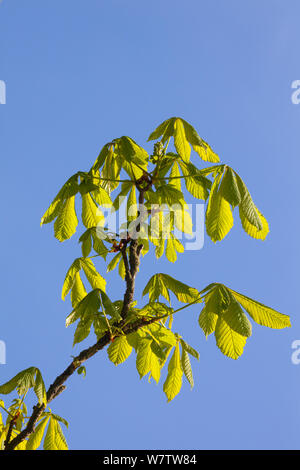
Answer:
[1,0,300,450]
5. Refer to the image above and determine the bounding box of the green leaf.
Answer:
[73,315,94,345]
[112,181,134,211]
[215,315,247,360]
[115,136,149,167]
[165,236,177,263]
[219,167,241,208]
[61,258,81,301]
[107,252,122,272]
[168,161,182,191]
[100,291,121,320]
[198,306,218,338]
[135,337,162,382]
[54,195,78,242]
[100,145,122,193]
[173,118,191,162]
[181,347,194,389]
[148,117,219,162]
[26,417,50,450]
[0,367,46,405]
[147,117,176,144]
[206,172,234,242]
[239,206,269,240]
[107,336,133,365]
[77,366,86,378]
[163,343,183,402]
[229,288,291,329]
[90,144,111,173]
[92,186,112,206]
[81,191,104,229]
[34,369,47,406]
[81,258,106,291]
[43,417,56,450]
[156,185,184,207]
[70,272,87,308]
[143,273,199,304]
[222,296,252,338]
[53,420,68,450]
[43,417,68,450]
[198,284,231,337]
[66,289,100,327]
[179,339,200,360]
[235,173,263,231]
[41,174,79,226]
[179,161,210,200]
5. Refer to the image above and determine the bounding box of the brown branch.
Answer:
[5,188,148,451]
[4,313,165,450]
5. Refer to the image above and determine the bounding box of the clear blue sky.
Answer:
[1,0,300,450]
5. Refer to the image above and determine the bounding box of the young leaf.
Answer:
[163,343,183,402]
[181,347,194,389]
[61,258,81,301]
[206,172,234,242]
[81,258,106,291]
[107,336,133,365]
[54,195,78,242]
[41,174,79,226]
[229,288,291,329]
[81,192,104,229]
[26,417,50,450]
[214,314,247,360]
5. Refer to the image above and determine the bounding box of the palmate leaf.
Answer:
[65,289,101,327]
[198,283,290,359]
[0,367,47,405]
[41,174,79,226]
[178,161,211,200]
[155,185,185,207]
[147,117,176,144]
[114,136,149,168]
[43,416,68,451]
[62,257,106,306]
[143,273,199,304]
[205,166,269,242]
[66,289,119,345]
[148,117,219,163]
[165,235,184,263]
[79,227,108,260]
